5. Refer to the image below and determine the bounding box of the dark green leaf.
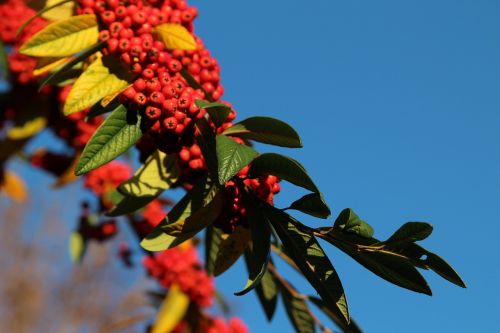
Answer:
[216,134,258,185]
[235,191,272,295]
[107,151,180,216]
[281,286,315,333]
[317,229,432,295]
[254,265,279,321]
[0,40,9,80]
[195,118,218,181]
[223,116,302,148]
[213,226,251,276]
[288,193,331,219]
[386,222,433,245]
[195,99,231,127]
[265,205,349,324]
[334,209,374,238]
[205,225,223,275]
[426,252,466,288]
[309,297,363,333]
[141,181,222,251]
[249,153,319,193]
[75,104,143,175]
[39,41,105,91]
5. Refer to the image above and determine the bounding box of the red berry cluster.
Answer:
[84,160,132,196]
[143,244,215,307]
[0,0,47,83]
[173,317,248,333]
[214,164,281,233]
[78,203,119,241]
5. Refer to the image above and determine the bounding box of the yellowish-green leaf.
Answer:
[1,171,27,202]
[213,226,251,276]
[69,231,86,263]
[7,116,47,140]
[20,14,98,57]
[33,56,68,76]
[153,23,197,51]
[64,56,131,115]
[151,284,190,333]
[41,0,75,21]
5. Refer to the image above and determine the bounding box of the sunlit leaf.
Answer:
[153,23,197,51]
[69,231,86,263]
[0,171,27,202]
[64,56,131,115]
[151,284,190,333]
[41,0,75,21]
[216,134,258,185]
[6,116,47,140]
[20,14,99,57]
[75,105,143,175]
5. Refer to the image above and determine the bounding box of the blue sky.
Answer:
[4,1,500,332]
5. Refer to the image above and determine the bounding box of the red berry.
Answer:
[179,148,190,161]
[133,78,146,91]
[189,144,201,157]
[168,59,182,72]
[123,86,136,99]
[146,78,161,92]
[150,91,165,104]
[142,68,155,80]
[163,117,177,130]
[145,105,161,120]
[134,92,147,105]
[101,10,116,25]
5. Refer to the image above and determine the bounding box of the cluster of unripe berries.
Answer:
[143,244,215,307]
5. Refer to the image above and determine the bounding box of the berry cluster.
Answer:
[143,244,215,307]
[214,165,281,233]
[0,0,47,83]
[173,317,248,333]
[84,160,132,196]
[77,202,119,241]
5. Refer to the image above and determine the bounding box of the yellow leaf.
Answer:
[20,14,98,57]
[7,116,47,140]
[63,56,131,115]
[1,171,27,202]
[41,0,75,21]
[153,23,197,51]
[213,226,251,276]
[151,284,190,333]
[33,56,69,76]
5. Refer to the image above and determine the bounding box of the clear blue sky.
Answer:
[7,1,500,332]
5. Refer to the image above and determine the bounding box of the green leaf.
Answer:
[19,14,99,57]
[386,222,433,245]
[141,184,222,251]
[195,99,231,127]
[223,116,302,148]
[288,193,331,219]
[108,151,180,216]
[195,118,218,181]
[249,153,319,193]
[391,243,466,288]
[426,252,466,288]
[151,285,190,333]
[281,286,315,333]
[317,229,432,295]
[38,41,105,91]
[69,231,86,263]
[63,55,132,115]
[216,134,258,185]
[0,40,9,80]
[309,297,363,333]
[213,226,251,276]
[75,105,143,176]
[254,263,279,321]
[205,225,223,275]
[235,191,272,295]
[266,205,350,324]
[334,209,374,238]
